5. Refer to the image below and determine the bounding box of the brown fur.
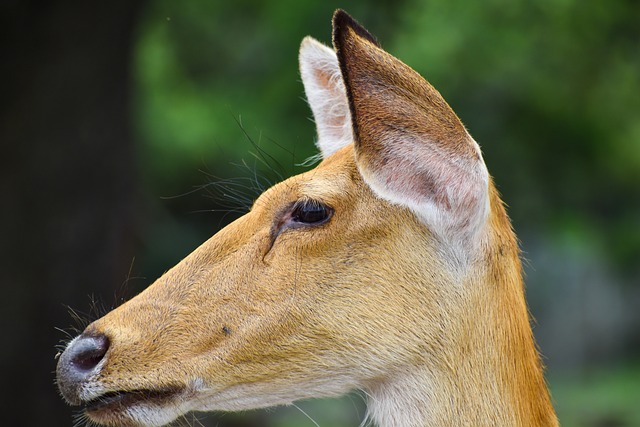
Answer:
[56,10,558,427]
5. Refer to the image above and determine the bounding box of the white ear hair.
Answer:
[299,37,353,158]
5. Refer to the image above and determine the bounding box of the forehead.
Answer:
[298,145,362,200]
[258,145,362,206]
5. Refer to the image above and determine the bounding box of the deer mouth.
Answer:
[83,387,183,420]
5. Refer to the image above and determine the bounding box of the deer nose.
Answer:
[65,334,110,370]
[56,333,110,405]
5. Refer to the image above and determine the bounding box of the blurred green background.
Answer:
[2,0,639,426]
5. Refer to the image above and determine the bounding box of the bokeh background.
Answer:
[2,0,639,426]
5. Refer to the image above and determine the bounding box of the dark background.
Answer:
[2,1,639,426]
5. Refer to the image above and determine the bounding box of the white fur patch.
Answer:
[299,37,353,158]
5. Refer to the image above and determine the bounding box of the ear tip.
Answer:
[299,37,336,74]
[300,36,319,49]
[332,9,379,49]
[300,36,331,55]
[332,9,351,29]
[299,36,318,58]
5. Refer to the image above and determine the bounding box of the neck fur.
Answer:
[364,189,557,427]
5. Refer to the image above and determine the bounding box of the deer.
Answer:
[56,10,558,427]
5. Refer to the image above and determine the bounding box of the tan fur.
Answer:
[56,10,558,427]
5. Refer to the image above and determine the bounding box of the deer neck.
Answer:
[365,193,557,427]
[366,353,555,427]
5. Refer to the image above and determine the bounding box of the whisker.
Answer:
[291,402,321,427]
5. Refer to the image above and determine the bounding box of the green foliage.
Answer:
[550,362,640,427]
[392,0,640,270]
[129,2,640,425]
[133,0,406,192]
[134,0,640,273]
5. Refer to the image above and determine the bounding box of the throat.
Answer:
[365,367,440,427]
[365,356,557,427]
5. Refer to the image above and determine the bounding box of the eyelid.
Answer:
[291,198,325,215]
[291,199,333,224]
[268,199,333,245]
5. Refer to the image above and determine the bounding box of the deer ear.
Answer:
[299,36,353,158]
[332,10,489,251]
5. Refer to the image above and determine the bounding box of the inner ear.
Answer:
[299,37,353,158]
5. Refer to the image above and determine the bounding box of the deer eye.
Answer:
[268,199,334,250]
[290,199,333,225]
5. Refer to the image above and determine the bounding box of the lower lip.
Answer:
[84,388,180,417]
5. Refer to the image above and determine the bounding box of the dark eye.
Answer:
[291,200,333,225]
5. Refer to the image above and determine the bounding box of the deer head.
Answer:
[56,10,556,427]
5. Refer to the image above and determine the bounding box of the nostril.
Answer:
[57,333,110,405]
[69,334,110,371]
